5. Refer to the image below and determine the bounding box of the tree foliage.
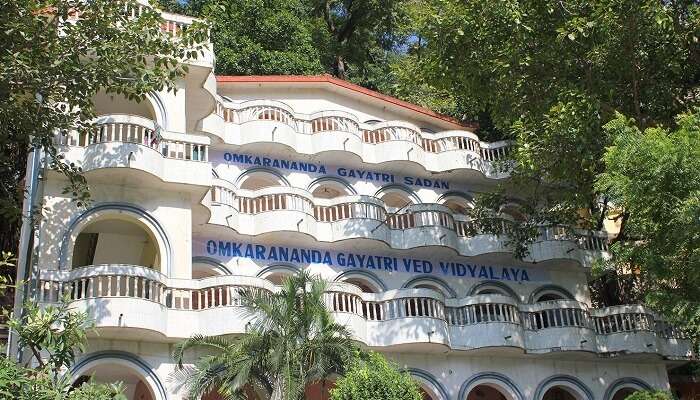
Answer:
[329,351,423,400]
[623,390,674,400]
[0,301,125,400]
[595,109,700,335]
[0,0,208,254]
[174,271,356,400]
[409,0,700,309]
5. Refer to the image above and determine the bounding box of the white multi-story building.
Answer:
[13,5,693,400]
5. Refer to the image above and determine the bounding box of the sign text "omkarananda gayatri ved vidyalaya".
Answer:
[202,239,541,282]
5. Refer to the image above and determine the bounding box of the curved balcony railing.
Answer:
[210,185,608,253]
[36,265,692,358]
[214,100,513,164]
[54,114,209,162]
[522,301,592,331]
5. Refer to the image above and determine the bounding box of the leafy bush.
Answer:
[624,390,674,400]
[330,352,422,400]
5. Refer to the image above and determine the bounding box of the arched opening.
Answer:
[344,278,379,293]
[543,387,578,400]
[419,387,436,400]
[467,385,509,400]
[611,388,637,400]
[414,283,446,295]
[409,370,448,400]
[71,217,160,270]
[500,203,527,222]
[310,179,354,199]
[335,271,386,294]
[537,293,566,302]
[192,258,229,279]
[529,286,575,303]
[94,91,157,121]
[258,265,298,286]
[74,361,157,400]
[381,191,415,208]
[237,169,288,190]
[439,194,474,216]
[403,276,457,298]
[470,282,518,300]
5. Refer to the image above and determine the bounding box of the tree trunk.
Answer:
[334,55,346,80]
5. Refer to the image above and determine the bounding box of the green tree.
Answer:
[330,351,422,400]
[197,0,326,76]
[595,110,700,336]
[623,390,674,400]
[410,0,700,303]
[0,301,125,400]
[0,0,208,254]
[174,271,356,400]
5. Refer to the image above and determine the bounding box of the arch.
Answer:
[402,275,457,298]
[437,192,475,215]
[59,202,173,276]
[192,256,231,278]
[257,264,299,285]
[529,285,576,303]
[534,375,594,400]
[235,167,289,190]
[334,270,387,292]
[308,177,357,199]
[407,368,449,400]
[94,91,158,123]
[604,378,653,400]
[71,351,167,400]
[375,184,421,207]
[469,281,519,300]
[146,91,169,130]
[459,372,524,400]
[499,202,527,222]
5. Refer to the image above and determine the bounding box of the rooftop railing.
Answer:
[216,101,514,163]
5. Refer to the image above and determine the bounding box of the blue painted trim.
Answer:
[528,285,576,303]
[374,184,421,204]
[402,275,457,298]
[534,374,594,400]
[59,202,173,276]
[307,176,357,195]
[192,256,232,275]
[603,377,652,400]
[256,264,299,278]
[406,368,450,400]
[334,270,387,291]
[468,281,520,300]
[459,372,524,400]
[71,351,168,400]
[235,167,290,187]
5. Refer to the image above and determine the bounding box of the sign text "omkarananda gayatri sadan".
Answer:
[219,152,450,190]
[204,239,537,282]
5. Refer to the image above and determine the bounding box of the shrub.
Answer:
[624,390,674,400]
[330,352,423,400]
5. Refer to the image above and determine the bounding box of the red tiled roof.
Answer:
[215,74,475,129]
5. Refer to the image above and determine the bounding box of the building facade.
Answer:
[14,5,694,400]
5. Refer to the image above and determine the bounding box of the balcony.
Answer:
[199,101,512,180]
[36,265,693,360]
[207,182,608,268]
[54,114,211,190]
